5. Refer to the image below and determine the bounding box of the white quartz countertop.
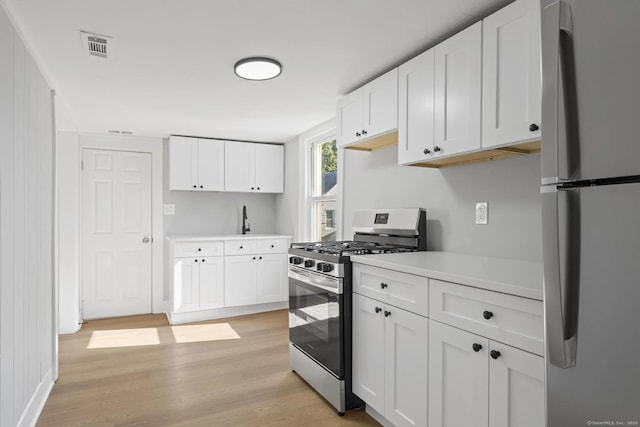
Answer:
[350,251,543,301]
[166,234,292,242]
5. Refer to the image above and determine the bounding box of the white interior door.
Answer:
[82,149,152,319]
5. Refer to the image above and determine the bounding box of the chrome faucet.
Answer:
[242,205,250,234]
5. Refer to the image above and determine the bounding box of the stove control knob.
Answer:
[322,263,334,273]
[304,259,315,268]
[316,263,325,271]
[289,256,303,265]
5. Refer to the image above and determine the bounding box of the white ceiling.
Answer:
[4,0,511,142]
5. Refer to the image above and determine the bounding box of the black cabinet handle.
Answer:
[380,282,388,289]
[252,257,256,260]
[384,310,391,317]
[257,187,260,190]
[259,256,262,260]
[483,310,494,320]
[472,343,482,352]
[529,123,539,132]
[423,148,431,155]
[200,185,203,188]
[375,307,381,314]
[198,248,202,252]
[271,244,274,248]
[202,259,205,262]
[193,185,197,188]
[433,146,441,152]
[490,350,501,360]
[362,130,368,135]
[251,187,255,190]
[195,259,198,262]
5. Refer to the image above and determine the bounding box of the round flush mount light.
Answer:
[234,57,282,81]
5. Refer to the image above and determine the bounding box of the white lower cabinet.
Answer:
[352,293,428,427]
[173,256,224,312]
[429,321,544,427]
[225,252,287,307]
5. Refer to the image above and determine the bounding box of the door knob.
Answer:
[142,237,150,244]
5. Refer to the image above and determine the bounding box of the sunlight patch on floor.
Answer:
[170,323,241,343]
[87,328,160,349]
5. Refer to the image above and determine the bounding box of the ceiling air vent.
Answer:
[80,31,113,59]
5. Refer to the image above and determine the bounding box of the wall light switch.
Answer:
[475,202,488,225]
[164,204,175,215]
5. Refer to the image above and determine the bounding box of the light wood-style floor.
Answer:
[38,310,380,426]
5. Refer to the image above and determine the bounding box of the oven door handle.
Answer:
[289,268,342,294]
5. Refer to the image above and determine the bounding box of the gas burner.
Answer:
[290,240,414,257]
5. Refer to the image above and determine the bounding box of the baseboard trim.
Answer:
[17,369,54,427]
[167,301,288,325]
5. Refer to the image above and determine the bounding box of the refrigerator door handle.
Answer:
[541,186,577,368]
[541,0,574,185]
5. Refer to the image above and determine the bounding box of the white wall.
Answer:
[0,5,56,425]
[275,136,299,240]
[342,146,542,262]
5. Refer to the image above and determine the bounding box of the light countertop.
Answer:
[166,234,293,242]
[350,251,543,301]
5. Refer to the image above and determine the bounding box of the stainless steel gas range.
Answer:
[288,208,427,415]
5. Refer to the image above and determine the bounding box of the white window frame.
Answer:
[297,119,342,242]
[310,139,337,241]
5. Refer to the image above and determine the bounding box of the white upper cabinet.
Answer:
[434,21,483,157]
[337,68,398,149]
[482,0,541,148]
[398,48,436,165]
[169,136,224,191]
[225,141,284,193]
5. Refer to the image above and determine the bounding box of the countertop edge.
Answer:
[350,253,543,301]
[166,234,293,242]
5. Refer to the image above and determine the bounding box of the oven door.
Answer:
[288,266,344,379]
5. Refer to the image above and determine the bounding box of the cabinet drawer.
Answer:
[353,264,429,317]
[174,241,223,258]
[429,280,543,356]
[255,239,288,254]
[224,240,257,255]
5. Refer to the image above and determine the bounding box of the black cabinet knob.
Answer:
[257,187,260,190]
[529,123,539,132]
[423,148,431,155]
[375,307,382,314]
[193,185,197,188]
[355,132,361,137]
[271,244,274,248]
[252,257,256,260]
[362,130,368,135]
[472,343,482,352]
[433,146,441,152]
[202,259,205,262]
[259,256,262,260]
[483,310,494,320]
[490,350,501,360]
[200,185,203,188]
[194,259,198,262]
[251,187,255,190]
[240,246,243,249]
[384,310,391,317]
[380,282,388,289]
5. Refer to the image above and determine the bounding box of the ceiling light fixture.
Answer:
[234,57,282,81]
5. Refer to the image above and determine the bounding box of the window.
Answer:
[311,139,337,242]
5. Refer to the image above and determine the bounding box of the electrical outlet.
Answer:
[475,202,488,225]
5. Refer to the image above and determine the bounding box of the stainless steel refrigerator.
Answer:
[540,0,640,425]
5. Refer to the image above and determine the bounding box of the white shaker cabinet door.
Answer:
[169,136,198,190]
[482,0,541,148]
[174,257,200,312]
[429,321,489,427]
[256,253,287,303]
[224,141,253,192]
[197,139,225,191]
[362,68,398,138]
[352,293,386,413]
[489,342,545,427]
[255,144,284,193]
[336,89,364,148]
[198,256,224,310]
[384,306,429,427]
[434,21,482,157]
[398,48,436,165]
[224,255,258,307]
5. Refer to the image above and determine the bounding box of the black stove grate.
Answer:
[290,240,415,257]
